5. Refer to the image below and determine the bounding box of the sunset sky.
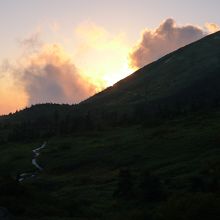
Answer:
[0,0,220,115]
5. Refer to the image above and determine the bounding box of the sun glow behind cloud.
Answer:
[74,22,133,88]
[205,23,220,33]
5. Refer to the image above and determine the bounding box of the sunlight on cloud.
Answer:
[19,43,98,105]
[205,23,220,33]
[0,38,98,114]
[74,22,133,88]
[129,18,207,69]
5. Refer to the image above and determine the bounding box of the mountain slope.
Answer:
[83,31,220,114]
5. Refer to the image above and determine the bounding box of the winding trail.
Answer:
[18,142,46,182]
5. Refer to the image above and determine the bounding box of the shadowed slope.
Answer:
[83,31,220,113]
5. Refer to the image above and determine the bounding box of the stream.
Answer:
[18,142,46,182]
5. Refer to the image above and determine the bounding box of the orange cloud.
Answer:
[129,18,207,69]
[19,44,98,105]
[74,22,133,87]
[205,23,220,33]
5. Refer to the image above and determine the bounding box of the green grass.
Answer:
[0,141,43,176]
[1,110,220,219]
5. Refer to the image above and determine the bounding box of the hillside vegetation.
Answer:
[0,32,220,219]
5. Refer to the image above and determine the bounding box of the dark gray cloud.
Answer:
[129,18,207,68]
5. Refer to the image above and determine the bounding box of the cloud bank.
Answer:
[21,44,97,105]
[1,34,98,110]
[74,21,132,87]
[129,18,209,69]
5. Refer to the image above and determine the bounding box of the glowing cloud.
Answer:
[129,18,208,69]
[19,44,97,105]
[205,23,220,33]
[0,34,98,114]
[74,22,133,87]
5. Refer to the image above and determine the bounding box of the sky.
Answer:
[0,0,220,115]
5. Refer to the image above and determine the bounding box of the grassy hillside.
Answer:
[0,110,220,219]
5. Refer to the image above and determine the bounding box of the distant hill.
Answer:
[2,103,73,121]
